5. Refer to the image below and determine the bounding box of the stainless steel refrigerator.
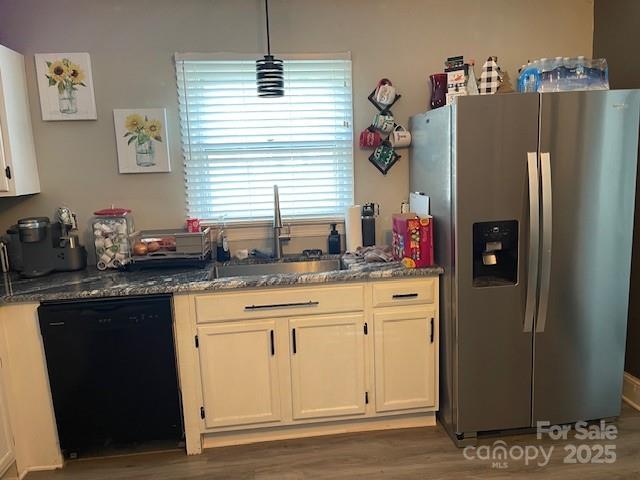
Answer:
[409,90,640,445]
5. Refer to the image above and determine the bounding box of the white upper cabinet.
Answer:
[0,44,40,197]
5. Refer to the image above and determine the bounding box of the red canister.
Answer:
[186,218,201,233]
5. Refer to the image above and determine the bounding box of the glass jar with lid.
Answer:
[91,207,135,270]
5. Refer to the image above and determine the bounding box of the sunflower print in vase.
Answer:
[124,114,163,167]
[45,58,87,114]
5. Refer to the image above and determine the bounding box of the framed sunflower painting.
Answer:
[34,52,97,120]
[113,108,171,173]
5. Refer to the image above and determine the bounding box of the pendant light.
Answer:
[256,0,284,97]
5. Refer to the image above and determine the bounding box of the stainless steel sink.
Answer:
[214,259,342,279]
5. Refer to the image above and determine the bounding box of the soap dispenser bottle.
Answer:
[328,223,341,254]
[216,226,231,262]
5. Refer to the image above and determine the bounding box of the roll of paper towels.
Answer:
[344,205,362,252]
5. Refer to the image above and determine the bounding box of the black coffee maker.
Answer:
[8,213,87,278]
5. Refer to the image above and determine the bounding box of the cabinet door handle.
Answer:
[430,318,434,343]
[292,328,297,354]
[392,293,418,299]
[244,301,319,311]
[270,330,275,356]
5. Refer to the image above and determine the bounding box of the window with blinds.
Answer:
[175,54,354,222]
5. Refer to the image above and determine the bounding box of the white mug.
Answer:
[389,125,412,148]
[375,79,396,106]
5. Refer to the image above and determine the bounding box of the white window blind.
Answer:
[175,53,354,222]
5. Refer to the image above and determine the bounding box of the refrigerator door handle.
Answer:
[524,152,540,333]
[536,152,553,333]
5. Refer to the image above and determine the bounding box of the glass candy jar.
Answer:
[92,208,135,270]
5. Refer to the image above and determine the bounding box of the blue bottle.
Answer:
[518,61,541,93]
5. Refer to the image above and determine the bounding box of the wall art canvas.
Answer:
[113,108,171,173]
[35,52,97,120]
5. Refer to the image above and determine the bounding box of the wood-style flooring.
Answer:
[27,404,640,479]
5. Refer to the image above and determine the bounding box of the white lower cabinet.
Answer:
[186,279,439,446]
[0,330,14,475]
[197,320,281,429]
[289,314,366,420]
[373,306,437,412]
[0,380,13,476]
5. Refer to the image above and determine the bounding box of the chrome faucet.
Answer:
[273,185,290,259]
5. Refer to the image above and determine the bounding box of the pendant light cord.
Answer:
[265,0,271,56]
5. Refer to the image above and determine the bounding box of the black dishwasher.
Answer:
[38,295,183,458]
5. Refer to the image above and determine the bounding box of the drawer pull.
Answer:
[430,318,434,343]
[392,293,419,300]
[244,301,319,311]
[270,330,275,356]
[292,328,297,354]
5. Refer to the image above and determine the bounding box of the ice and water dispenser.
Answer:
[472,220,518,287]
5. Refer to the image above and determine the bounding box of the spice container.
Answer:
[92,207,135,270]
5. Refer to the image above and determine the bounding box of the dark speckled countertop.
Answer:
[0,255,443,304]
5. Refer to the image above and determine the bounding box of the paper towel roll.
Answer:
[344,205,362,253]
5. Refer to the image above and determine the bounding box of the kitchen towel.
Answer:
[344,205,363,253]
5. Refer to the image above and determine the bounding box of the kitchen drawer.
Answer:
[372,279,436,308]
[195,285,365,323]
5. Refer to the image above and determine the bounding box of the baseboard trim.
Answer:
[202,412,436,449]
[17,463,64,480]
[622,372,640,411]
[1,462,18,480]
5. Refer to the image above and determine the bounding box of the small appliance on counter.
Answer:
[6,212,87,278]
[361,203,379,247]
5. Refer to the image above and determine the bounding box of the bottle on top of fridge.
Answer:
[518,60,541,93]
[539,58,555,92]
[588,58,610,90]
[575,56,587,89]
[558,57,571,91]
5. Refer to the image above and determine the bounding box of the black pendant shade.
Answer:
[257,55,284,97]
[257,0,284,97]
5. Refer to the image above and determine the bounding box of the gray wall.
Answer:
[593,0,640,379]
[0,0,594,253]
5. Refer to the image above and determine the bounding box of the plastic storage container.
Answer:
[92,207,135,270]
[521,57,610,92]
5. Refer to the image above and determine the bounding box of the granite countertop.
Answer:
[0,255,443,304]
